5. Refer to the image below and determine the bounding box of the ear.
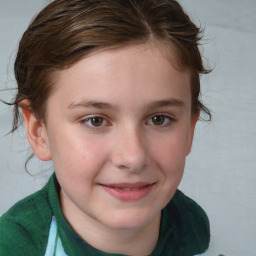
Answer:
[186,110,200,156]
[21,100,51,161]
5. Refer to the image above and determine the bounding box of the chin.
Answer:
[101,208,157,230]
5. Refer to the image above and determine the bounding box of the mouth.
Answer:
[100,182,156,201]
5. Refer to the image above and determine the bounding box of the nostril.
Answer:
[111,130,148,171]
[111,150,147,172]
[118,165,138,172]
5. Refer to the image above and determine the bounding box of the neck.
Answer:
[60,190,161,255]
[79,214,160,255]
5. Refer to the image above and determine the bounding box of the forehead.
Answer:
[48,42,191,110]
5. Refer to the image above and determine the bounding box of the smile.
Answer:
[100,182,155,202]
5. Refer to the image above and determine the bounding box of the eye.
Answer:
[146,114,173,126]
[82,116,108,127]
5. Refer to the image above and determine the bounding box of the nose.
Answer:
[111,125,148,172]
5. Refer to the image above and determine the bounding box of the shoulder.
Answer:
[165,190,210,254]
[0,179,53,256]
[171,189,210,229]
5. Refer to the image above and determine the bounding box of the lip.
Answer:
[100,182,155,202]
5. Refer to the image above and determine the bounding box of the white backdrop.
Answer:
[0,1,255,255]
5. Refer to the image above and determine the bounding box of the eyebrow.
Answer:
[146,98,185,111]
[67,100,115,110]
[67,98,185,110]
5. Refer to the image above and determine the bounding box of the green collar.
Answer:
[47,174,209,256]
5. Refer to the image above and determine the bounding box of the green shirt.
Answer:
[0,174,210,256]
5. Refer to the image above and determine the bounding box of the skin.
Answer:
[22,42,198,255]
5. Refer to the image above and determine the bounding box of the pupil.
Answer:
[153,115,164,125]
[91,117,103,126]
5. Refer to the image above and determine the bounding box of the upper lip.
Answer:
[100,182,155,189]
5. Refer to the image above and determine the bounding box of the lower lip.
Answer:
[102,184,154,202]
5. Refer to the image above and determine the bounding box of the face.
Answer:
[40,43,197,232]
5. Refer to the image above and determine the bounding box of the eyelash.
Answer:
[80,114,174,128]
[146,114,174,126]
[80,115,109,128]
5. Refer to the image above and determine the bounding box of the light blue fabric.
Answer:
[44,216,210,256]
[44,217,68,256]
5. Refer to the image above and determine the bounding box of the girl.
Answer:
[0,0,211,255]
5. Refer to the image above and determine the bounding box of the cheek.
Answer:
[150,128,191,189]
[150,136,188,207]
[155,145,186,179]
[49,133,111,200]
[152,131,190,167]
[47,128,109,177]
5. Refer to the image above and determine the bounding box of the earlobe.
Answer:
[21,100,51,161]
[186,111,200,156]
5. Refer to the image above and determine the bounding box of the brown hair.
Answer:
[11,0,211,133]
